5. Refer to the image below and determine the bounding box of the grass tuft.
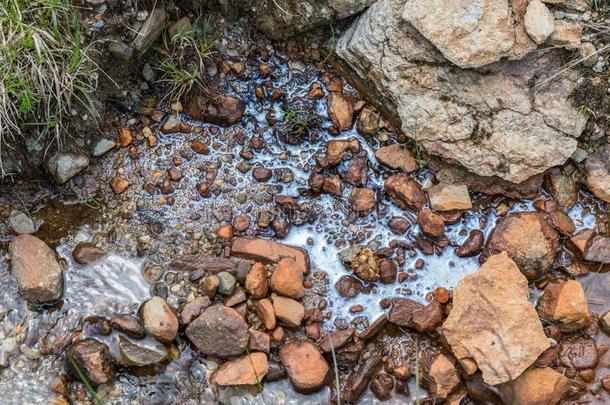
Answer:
[0,0,101,177]
[66,353,104,405]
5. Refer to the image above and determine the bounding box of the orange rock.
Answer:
[256,298,276,330]
[349,188,375,214]
[118,128,133,147]
[427,183,472,211]
[416,209,445,238]
[216,224,234,241]
[231,237,309,274]
[426,354,460,399]
[210,352,268,386]
[374,144,419,174]
[537,280,589,332]
[272,295,304,328]
[327,92,353,131]
[280,341,329,393]
[110,177,130,194]
[245,262,269,299]
[384,174,426,211]
[512,367,570,405]
[270,258,304,299]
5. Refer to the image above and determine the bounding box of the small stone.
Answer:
[537,280,589,332]
[579,42,598,67]
[245,262,269,299]
[425,353,460,399]
[118,127,133,147]
[46,153,89,184]
[187,93,245,126]
[92,139,116,157]
[110,314,146,339]
[210,352,269,386]
[256,299,276,330]
[357,105,381,137]
[272,295,304,328]
[378,259,397,284]
[512,367,570,405]
[455,230,484,257]
[185,305,249,358]
[417,209,445,238]
[180,296,211,325]
[600,311,610,335]
[584,235,610,263]
[217,271,237,295]
[66,339,113,386]
[374,144,419,174]
[216,224,234,241]
[545,168,577,208]
[558,337,598,370]
[9,209,35,234]
[110,177,130,194]
[524,0,555,44]
[427,183,472,211]
[200,275,219,298]
[141,297,179,343]
[327,92,353,131]
[280,341,329,393]
[10,234,63,303]
[319,328,354,353]
[384,174,426,211]
[411,301,443,333]
[335,275,363,298]
[388,217,411,235]
[370,372,394,400]
[72,242,106,265]
[549,21,582,50]
[270,258,304,299]
[349,188,375,214]
[117,336,167,366]
[249,329,270,353]
[191,140,209,154]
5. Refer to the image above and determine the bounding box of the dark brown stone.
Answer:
[67,339,113,386]
[559,337,598,370]
[187,93,245,126]
[417,209,445,238]
[335,275,363,298]
[378,259,397,284]
[72,242,107,265]
[370,372,394,401]
[455,230,485,257]
[584,235,610,263]
[388,298,423,327]
[342,354,382,403]
[110,314,146,339]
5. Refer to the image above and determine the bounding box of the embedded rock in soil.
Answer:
[67,339,114,386]
[210,352,269,386]
[9,234,63,303]
[327,92,354,131]
[342,354,382,403]
[130,7,166,53]
[279,341,329,393]
[186,305,249,358]
[357,105,382,137]
[384,173,426,211]
[485,212,559,280]
[427,183,472,211]
[186,92,245,126]
[425,353,460,400]
[270,258,304,299]
[455,230,484,257]
[111,314,146,339]
[416,209,445,238]
[442,252,549,385]
[245,262,269,299]
[272,294,304,328]
[545,167,577,208]
[374,144,419,174]
[524,0,555,44]
[558,337,598,370]
[402,0,514,69]
[511,367,570,405]
[585,143,610,203]
[117,336,168,367]
[72,242,107,265]
[349,187,375,214]
[110,177,130,194]
[336,0,581,184]
[231,237,309,274]
[537,280,589,332]
[584,235,610,264]
[46,152,89,184]
[141,297,179,343]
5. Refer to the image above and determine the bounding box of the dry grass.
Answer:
[0,0,100,177]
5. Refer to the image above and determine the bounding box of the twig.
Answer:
[329,337,341,405]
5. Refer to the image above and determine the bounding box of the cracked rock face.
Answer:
[336,0,582,184]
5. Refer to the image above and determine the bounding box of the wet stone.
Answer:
[342,354,382,403]
[455,230,484,257]
[327,92,353,131]
[388,217,411,235]
[335,275,363,298]
[46,153,89,184]
[186,305,249,358]
[187,93,245,126]
[370,372,394,401]
[117,336,168,367]
[374,144,419,174]
[559,337,598,370]
[280,341,329,393]
[384,174,426,211]
[67,339,113,386]
[427,183,472,211]
[417,209,445,238]
[537,280,589,332]
[9,209,35,234]
[319,327,354,353]
[141,296,179,343]
[348,188,375,214]
[180,296,212,325]
[584,235,610,264]
[378,258,397,284]
[210,352,269,386]
[110,314,146,339]
[270,258,304,299]
[72,242,107,265]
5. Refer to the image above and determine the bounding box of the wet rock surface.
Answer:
[66,339,113,386]
[279,341,329,393]
[186,305,249,358]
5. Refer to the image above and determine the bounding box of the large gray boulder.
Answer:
[336,0,585,184]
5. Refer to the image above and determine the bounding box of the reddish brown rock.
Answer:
[427,183,472,211]
[378,258,397,284]
[426,354,460,399]
[537,280,589,332]
[9,234,63,303]
[72,242,107,265]
[319,327,354,353]
[67,339,114,386]
[187,93,245,126]
[388,217,411,235]
[253,167,272,182]
[374,144,419,174]
[584,235,610,264]
[545,168,577,208]
[272,295,304,328]
[442,252,549,385]
[455,230,484,257]
[335,275,363,298]
[322,175,343,196]
[216,224,234,241]
[567,228,595,258]
[342,354,382,403]
[110,177,130,194]
[231,237,309,274]
[185,305,249,357]
[191,139,209,154]
[370,372,394,400]
[249,329,270,353]
[485,212,559,280]
[343,154,368,186]
[110,314,146,339]
[270,258,304,299]
[388,298,423,327]
[141,297,179,343]
[585,143,610,203]
[412,301,443,333]
[210,352,268,386]
[256,299,276,330]
[326,138,359,166]
[512,367,570,405]
[245,262,269,299]
[180,296,212,325]
[417,209,445,238]
[384,174,426,211]
[349,188,375,214]
[327,92,353,131]
[118,127,133,147]
[559,337,598,369]
[356,105,381,137]
[280,341,330,393]
[359,315,388,341]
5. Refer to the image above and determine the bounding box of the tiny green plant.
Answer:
[319,24,336,67]
[579,104,597,119]
[66,353,104,405]
[410,137,428,167]
[245,347,264,394]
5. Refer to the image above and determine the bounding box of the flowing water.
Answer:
[0,46,607,404]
